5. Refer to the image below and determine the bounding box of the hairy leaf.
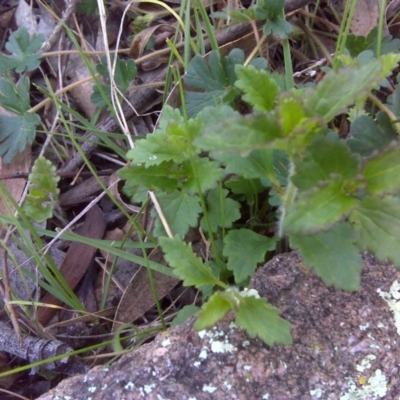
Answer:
[278,94,310,137]
[363,145,400,195]
[183,49,242,117]
[119,162,179,192]
[283,180,358,235]
[77,0,98,15]
[255,0,284,20]
[263,18,293,39]
[194,292,232,330]
[236,295,292,345]
[23,157,60,222]
[347,113,397,157]
[152,191,202,238]
[0,112,40,164]
[346,27,400,57]
[0,77,31,114]
[305,61,384,122]
[160,237,221,287]
[194,113,281,154]
[127,125,195,167]
[289,222,363,290]
[181,158,225,193]
[235,65,279,112]
[349,196,400,266]
[92,55,137,108]
[200,188,241,233]
[171,305,200,327]
[223,229,277,283]
[225,178,265,197]
[0,27,44,73]
[292,135,360,190]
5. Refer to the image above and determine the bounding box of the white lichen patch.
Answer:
[143,383,156,394]
[359,322,369,331]
[341,369,388,399]
[262,394,270,399]
[223,381,232,390]
[88,386,97,393]
[161,338,171,347]
[199,347,208,359]
[197,323,238,362]
[210,340,237,354]
[356,354,376,373]
[310,387,323,398]
[240,288,260,298]
[377,280,400,335]
[202,384,217,393]
[198,330,207,339]
[243,365,252,371]
[124,382,135,390]
[193,361,201,367]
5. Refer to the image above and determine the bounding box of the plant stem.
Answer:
[278,161,297,238]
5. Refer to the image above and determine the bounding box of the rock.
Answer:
[37,251,400,399]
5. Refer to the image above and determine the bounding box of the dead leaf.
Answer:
[59,175,109,207]
[0,126,31,236]
[350,0,382,36]
[113,261,179,331]
[37,205,106,326]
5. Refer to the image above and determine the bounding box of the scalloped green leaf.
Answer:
[200,188,241,233]
[194,292,232,330]
[347,113,397,157]
[363,145,400,195]
[23,157,60,222]
[160,237,222,287]
[0,77,31,114]
[289,222,363,290]
[292,135,360,190]
[0,112,40,164]
[119,162,179,193]
[194,113,282,154]
[283,180,358,235]
[236,295,292,345]
[183,49,243,117]
[349,195,400,266]
[0,27,44,74]
[305,61,384,122]
[223,229,277,283]
[152,190,202,238]
[171,305,200,327]
[181,158,225,193]
[126,123,196,167]
[235,65,279,112]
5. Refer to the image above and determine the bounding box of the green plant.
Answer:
[91,55,138,110]
[22,157,60,223]
[119,43,400,345]
[0,27,44,164]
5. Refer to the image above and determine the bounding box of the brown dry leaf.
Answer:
[112,255,179,331]
[0,145,31,236]
[108,172,141,214]
[0,1,17,41]
[37,205,106,327]
[95,219,145,309]
[129,24,178,70]
[59,175,110,207]
[350,0,382,36]
[0,351,20,389]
